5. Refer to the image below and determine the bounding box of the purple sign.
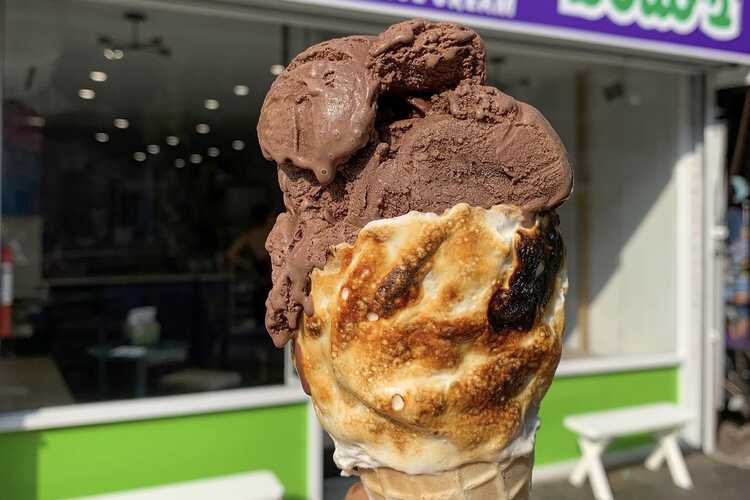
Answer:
[316,0,749,64]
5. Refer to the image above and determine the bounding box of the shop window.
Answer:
[488,54,682,359]
[0,0,316,410]
[0,1,687,416]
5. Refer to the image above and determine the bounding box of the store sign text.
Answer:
[384,0,517,17]
[558,0,742,40]
[338,0,750,62]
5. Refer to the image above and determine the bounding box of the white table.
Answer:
[563,403,694,500]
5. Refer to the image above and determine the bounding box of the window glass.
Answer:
[0,1,686,415]
[487,52,682,358]
[0,0,303,410]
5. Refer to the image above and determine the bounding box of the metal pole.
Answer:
[729,89,750,177]
[0,0,6,354]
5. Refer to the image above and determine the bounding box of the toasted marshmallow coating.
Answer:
[295,205,566,474]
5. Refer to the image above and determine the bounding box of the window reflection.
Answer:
[0,0,296,410]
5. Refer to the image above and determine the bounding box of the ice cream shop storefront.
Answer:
[0,1,744,499]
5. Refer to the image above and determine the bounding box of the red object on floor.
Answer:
[0,244,13,338]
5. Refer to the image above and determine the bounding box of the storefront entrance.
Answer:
[0,1,740,499]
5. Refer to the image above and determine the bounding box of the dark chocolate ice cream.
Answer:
[257,19,573,347]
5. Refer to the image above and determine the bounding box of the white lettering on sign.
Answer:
[398,0,518,17]
[558,0,742,41]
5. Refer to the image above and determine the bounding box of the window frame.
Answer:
[0,383,307,433]
[0,352,686,434]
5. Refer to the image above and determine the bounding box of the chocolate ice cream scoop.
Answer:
[407,84,573,211]
[257,36,377,184]
[368,19,486,95]
[257,20,573,347]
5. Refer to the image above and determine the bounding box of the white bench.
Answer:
[563,403,694,500]
[72,470,283,500]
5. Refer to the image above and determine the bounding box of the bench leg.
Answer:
[569,438,613,500]
[569,453,588,487]
[658,431,693,490]
[644,444,665,471]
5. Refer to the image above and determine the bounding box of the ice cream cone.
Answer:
[259,17,573,494]
[357,450,534,500]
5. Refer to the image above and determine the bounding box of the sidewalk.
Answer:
[532,453,748,500]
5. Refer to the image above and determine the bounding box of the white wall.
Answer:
[585,69,680,356]
[492,54,685,358]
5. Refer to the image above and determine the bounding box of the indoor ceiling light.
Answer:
[95,132,109,143]
[27,116,45,128]
[270,64,284,76]
[166,135,179,146]
[98,12,171,59]
[207,147,220,158]
[231,140,245,151]
[147,144,160,154]
[195,123,210,134]
[233,85,249,96]
[90,71,108,82]
[174,158,185,168]
[190,154,202,164]
[103,48,124,60]
[133,151,146,162]
[79,88,96,100]
[204,99,220,110]
[114,118,129,129]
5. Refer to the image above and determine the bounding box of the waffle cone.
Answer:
[357,450,533,500]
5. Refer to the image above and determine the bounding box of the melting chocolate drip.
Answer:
[370,22,416,56]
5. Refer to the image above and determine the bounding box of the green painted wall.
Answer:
[536,367,679,464]
[0,369,678,499]
[0,403,308,500]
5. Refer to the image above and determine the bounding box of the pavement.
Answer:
[533,453,748,500]
[323,453,749,499]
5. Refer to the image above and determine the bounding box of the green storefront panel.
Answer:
[0,403,308,500]
[0,368,678,499]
